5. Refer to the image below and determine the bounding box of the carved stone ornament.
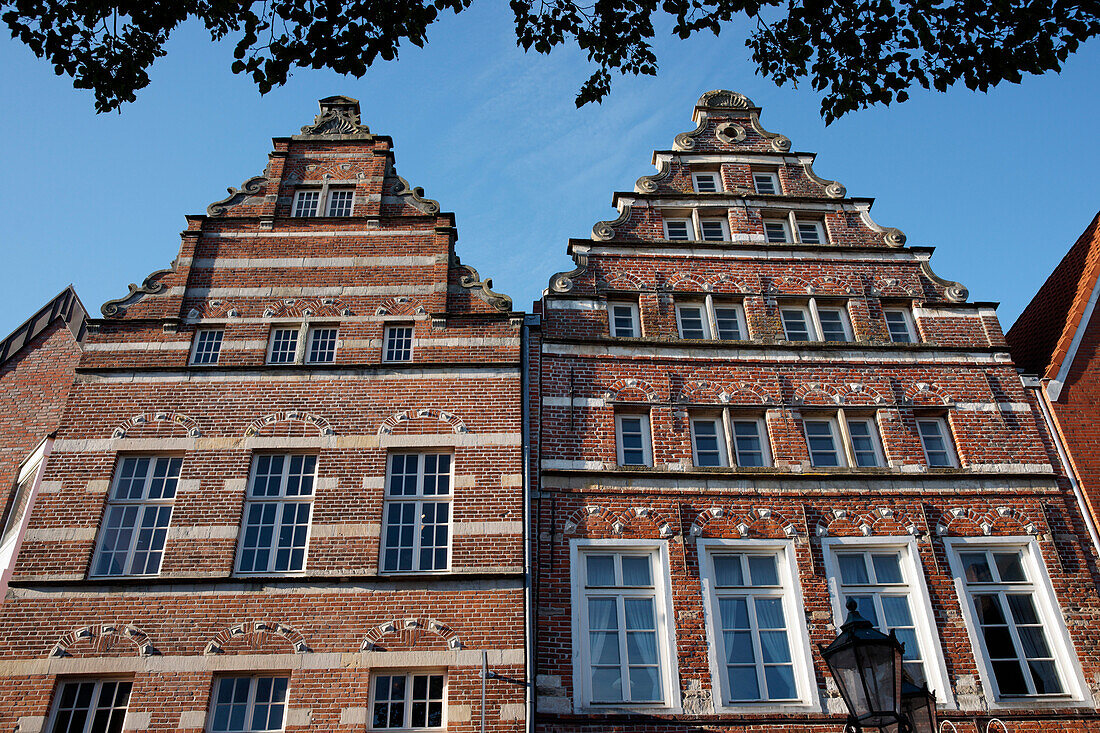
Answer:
[101,265,175,317]
[453,256,514,312]
[635,160,672,193]
[207,175,267,216]
[920,260,969,302]
[388,174,440,215]
[749,113,791,153]
[673,119,707,151]
[697,90,756,109]
[802,162,846,198]
[300,95,370,136]
[592,206,631,241]
[548,253,589,293]
[715,122,747,144]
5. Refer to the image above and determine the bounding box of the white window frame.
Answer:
[190,329,224,365]
[674,297,748,341]
[234,454,317,576]
[688,411,772,468]
[698,538,819,712]
[292,185,355,218]
[368,670,448,730]
[570,539,682,712]
[815,303,854,342]
[691,171,721,193]
[689,414,728,467]
[608,301,641,338]
[802,411,886,468]
[945,536,1089,708]
[266,327,301,364]
[844,415,886,468]
[383,324,415,363]
[802,415,848,468]
[47,678,133,733]
[779,299,852,342]
[699,217,730,242]
[752,171,781,195]
[0,438,51,587]
[917,416,958,468]
[663,218,693,241]
[90,455,182,577]
[763,213,829,244]
[615,412,653,467]
[884,307,918,343]
[380,452,454,574]
[207,674,291,733]
[823,536,955,709]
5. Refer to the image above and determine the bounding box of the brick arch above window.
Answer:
[665,272,708,292]
[677,378,773,405]
[690,506,800,540]
[262,297,353,318]
[375,296,427,316]
[243,410,335,437]
[904,382,955,406]
[360,617,464,652]
[377,408,467,435]
[791,382,843,406]
[603,377,662,403]
[186,298,244,319]
[50,624,156,658]
[871,277,922,298]
[808,276,857,295]
[595,271,649,291]
[705,273,757,294]
[934,506,1040,537]
[836,382,890,406]
[204,621,309,655]
[562,505,675,539]
[112,411,202,439]
[764,275,814,295]
[815,507,920,538]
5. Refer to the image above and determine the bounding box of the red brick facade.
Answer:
[531,92,1100,731]
[0,98,527,733]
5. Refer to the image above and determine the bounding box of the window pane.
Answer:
[586,555,615,586]
[192,330,224,365]
[307,328,338,363]
[610,305,637,337]
[764,221,789,243]
[817,309,849,341]
[665,220,691,240]
[618,416,648,465]
[805,420,841,467]
[885,311,913,343]
[753,173,777,195]
[94,457,180,576]
[847,420,880,467]
[700,220,726,241]
[995,552,1026,582]
[382,453,452,573]
[747,555,779,586]
[781,309,810,341]
[677,306,708,339]
[714,307,743,340]
[796,221,823,244]
[326,189,354,216]
[713,555,745,587]
[694,173,718,192]
[691,418,724,467]
[268,328,299,363]
[293,190,320,217]
[871,553,903,584]
[918,420,953,466]
[621,555,652,586]
[384,326,413,362]
[837,554,869,585]
[962,552,993,583]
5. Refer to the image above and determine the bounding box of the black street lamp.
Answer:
[820,598,908,732]
[899,679,939,733]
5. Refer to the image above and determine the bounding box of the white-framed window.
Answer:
[917,417,957,467]
[1,440,49,554]
[91,456,182,577]
[946,538,1086,704]
[191,329,224,365]
[571,541,679,710]
[699,218,730,242]
[383,325,414,363]
[823,537,954,703]
[306,326,338,364]
[692,171,720,193]
[267,328,300,364]
[208,675,289,733]
[779,300,852,342]
[675,298,748,341]
[608,302,640,338]
[699,539,817,711]
[689,413,772,468]
[292,187,355,217]
[664,218,692,241]
[48,678,132,733]
[752,171,780,195]
[615,413,653,467]
[802,413,885,468]
[381,453,452,573]
[884,308,917,343]
[292,190,321,217]
[370,672,446,729]
[763,213,829,244]
[236,454,316,575]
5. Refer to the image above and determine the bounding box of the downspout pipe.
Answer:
[1029,376,1100,560]
[521,314,538,733]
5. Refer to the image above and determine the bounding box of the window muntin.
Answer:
[676,303,710,340]
[834,550,926,682]
[209,676,289,733]
[615,414,652,467]
[325,189,355,216]
[292,190,321,217]
[796,221,825,244]
[690,417,728,468]
[382,453,452,573]
[49,679,132,733]
[917,418,956,467]
[846,418,883,468]
[804,418,846,468]
[884,309,916,343]
[92,456,181,577]
[816,306,852,342]
[752,171,780,195]
[267,328,300,364]
[306,327,338,364]
[714,305,745,340]
[763,219,791,243]
[692,172,720,193]
[953,546,1069,698]
[731,419,770,467]
[384,325,414,363]
[371,673,445,729]
[578,549,668,705]
[664,219,692,241]
[608,302,640,338]
[237,454,315,574]
[700,219,729,242]
[780,307,812,341]
[191,329,224,365]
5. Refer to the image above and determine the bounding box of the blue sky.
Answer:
[0,6,1097,337]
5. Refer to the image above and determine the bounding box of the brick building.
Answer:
[0,98,529,733]
[0,286,87,595]
[1007,213,1100,551]
[530,91,1100,731]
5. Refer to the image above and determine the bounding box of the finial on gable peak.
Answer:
[696,90,757,111]
[300,95,370,136]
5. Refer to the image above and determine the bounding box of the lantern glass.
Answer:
[900,680,938,733]
[821,599,905,728]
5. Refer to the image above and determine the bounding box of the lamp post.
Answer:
[820,598,939,733]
